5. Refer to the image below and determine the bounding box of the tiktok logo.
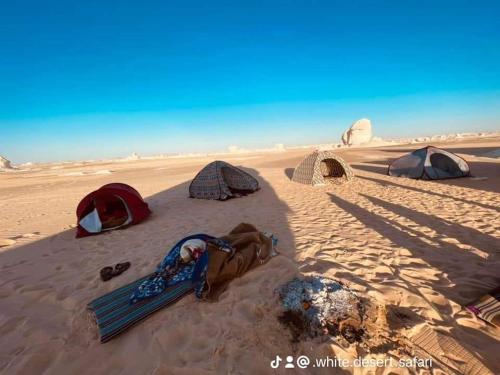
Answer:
[270,355,282,369]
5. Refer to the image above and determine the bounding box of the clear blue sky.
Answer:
[1,0,499,163]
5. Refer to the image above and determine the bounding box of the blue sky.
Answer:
[1,0,499,163]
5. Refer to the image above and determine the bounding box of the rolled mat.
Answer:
[87,276,194,343]
[466,287,500,328]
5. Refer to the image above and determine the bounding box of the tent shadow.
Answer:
[0,167,300,373]
[433,160,500,194]
[351,163,388,175]
[356,175,499,212]
[360,193,499,256]
[328,193,499,306]
[284,168,294,180]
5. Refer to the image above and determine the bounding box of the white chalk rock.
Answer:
[126,152,141,160]
[341,118,373,146]
[0,155,12,169]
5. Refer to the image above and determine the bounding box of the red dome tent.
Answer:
[76,183,151,238]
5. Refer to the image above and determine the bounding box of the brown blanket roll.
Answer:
[202,223,274,300]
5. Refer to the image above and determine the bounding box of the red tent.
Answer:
[76,183,151,238]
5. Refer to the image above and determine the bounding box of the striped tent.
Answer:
[292,151,354,186]
[189,161,260,200]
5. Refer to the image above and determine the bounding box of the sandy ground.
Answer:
[0,137,499,374]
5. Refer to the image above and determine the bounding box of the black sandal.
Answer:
[100,262,131,281]
[112,262,131,277]
[100,266,114,282]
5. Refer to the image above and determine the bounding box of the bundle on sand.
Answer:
[87,223,275,342]
[202,223,275,300]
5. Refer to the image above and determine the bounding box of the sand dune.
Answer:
[0,137,499,374]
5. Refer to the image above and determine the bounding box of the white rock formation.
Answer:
[126,152,141,160]
[0,155,13,169]
[273,143,286,152]
[341,118,373,146]
[227,145,248,154]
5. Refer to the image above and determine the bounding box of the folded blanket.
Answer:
[130,234,215,304]
[130,223,276,303]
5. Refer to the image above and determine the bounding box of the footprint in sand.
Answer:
[20,232,40,238]
[1,233,41,249]
[0,238,17,248]
[9,232,40,240]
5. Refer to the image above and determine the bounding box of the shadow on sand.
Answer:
[284,168,294,180]
[357,175,499,212]
[360,194,498,256]
[327,192,500,371]
[351,157,500,194]
[351,163,388,175]
[328,193,499,304]
[0,167,298,373]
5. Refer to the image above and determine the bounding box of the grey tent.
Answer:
[292,151,354,186]
[388,146,470,180]
[189,161,260,200]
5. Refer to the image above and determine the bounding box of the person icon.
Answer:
[285,356,295,369]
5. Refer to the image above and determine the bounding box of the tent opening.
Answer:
[320,159,346,180]
[429,153,462,176]
[79,194,130,233]
[221,166,256,194]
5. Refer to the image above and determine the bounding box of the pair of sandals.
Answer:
[100,262,131,281]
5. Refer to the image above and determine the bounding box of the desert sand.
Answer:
[1,136,499,374]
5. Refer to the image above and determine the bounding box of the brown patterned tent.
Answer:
[189,161,260,200]
[292,151,354,186]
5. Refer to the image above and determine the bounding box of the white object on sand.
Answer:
[180,239,207,263]
[341,118,373,146]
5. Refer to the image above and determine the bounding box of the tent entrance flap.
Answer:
[78,195,131,232]
[76,182,151,238]
[429,153,462,176]
[79,208,102,233]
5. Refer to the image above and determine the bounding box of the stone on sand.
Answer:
[341,118,373,146]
